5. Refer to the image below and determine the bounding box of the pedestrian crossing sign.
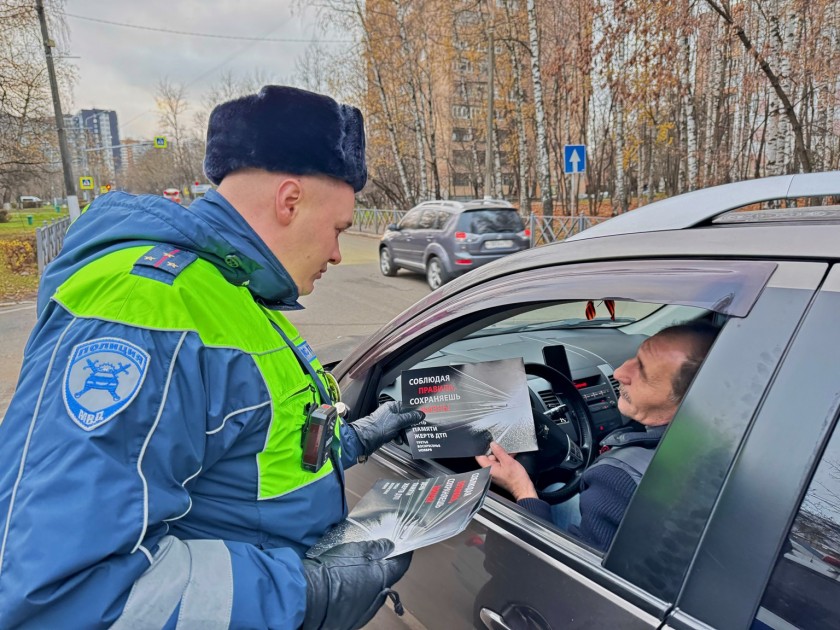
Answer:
[153,136,167,149]
[79,176,94,190]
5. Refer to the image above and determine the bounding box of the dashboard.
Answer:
[378,327,648,446]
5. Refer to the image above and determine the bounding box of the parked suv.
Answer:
[379,198,530,290]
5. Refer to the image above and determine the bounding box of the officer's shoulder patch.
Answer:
[131,244,198,285]
[63,337,150,430]
[297,341,316,363]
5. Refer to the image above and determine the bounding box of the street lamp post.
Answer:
[35,0,81,220]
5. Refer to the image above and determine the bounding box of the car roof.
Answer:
[431,221,840,298]
[566,171,840,241]
[411,198,515,213]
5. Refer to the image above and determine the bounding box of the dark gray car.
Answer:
[379,199,530,290]
[333,172,840,630]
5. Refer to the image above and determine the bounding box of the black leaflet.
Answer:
[307,468,491,559]
[401,358,538,458]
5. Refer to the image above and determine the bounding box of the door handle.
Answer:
[480,608,512,630]
[480,604,551,630]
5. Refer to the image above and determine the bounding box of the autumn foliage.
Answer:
[0,238,36,273]
[313,0,840,216]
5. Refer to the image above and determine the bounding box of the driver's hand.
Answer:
[476,442,538,501]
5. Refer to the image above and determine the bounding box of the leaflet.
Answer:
[401,358,538,458]
[307,468,491,559]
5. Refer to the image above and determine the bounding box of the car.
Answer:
[19,195,42,209]
[333,171,840,629]
[379,198,530,290]
[162,188,182,205]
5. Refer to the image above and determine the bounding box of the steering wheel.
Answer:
[518,363,595,503]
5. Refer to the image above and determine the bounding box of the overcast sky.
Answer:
[62,0,346,139]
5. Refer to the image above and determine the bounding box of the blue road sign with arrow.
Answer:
[564,145,586,174]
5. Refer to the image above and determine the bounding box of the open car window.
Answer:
[377,298,718,447]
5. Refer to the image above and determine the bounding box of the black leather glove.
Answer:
[350,401,425,458]
[301,539,412,630]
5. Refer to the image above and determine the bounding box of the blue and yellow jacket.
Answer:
[0,190,363,628]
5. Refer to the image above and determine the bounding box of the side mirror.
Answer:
[387,223,400,231]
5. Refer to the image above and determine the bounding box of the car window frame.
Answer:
[416,208,438,230]
[399,208,423,230]
[436,209,454,230]
[353,441,670,627]
[754,402,840,630]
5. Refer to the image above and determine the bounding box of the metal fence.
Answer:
[36,216,71,274]
[351,208,609,246]
[352,208,407,235]
[32,209,391,278]
[31,210,607,276]
[527,214,610,246]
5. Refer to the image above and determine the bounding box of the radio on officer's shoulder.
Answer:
[301,404,338,472]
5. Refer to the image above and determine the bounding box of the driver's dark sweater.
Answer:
[518,466,638,552]
[517,425,665,552]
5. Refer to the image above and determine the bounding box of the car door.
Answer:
[340,257,822,629]
[406,208,440,268]
[390,208,423,268]
[663,263,840,630]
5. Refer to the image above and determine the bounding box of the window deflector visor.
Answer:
[475,260,774,317]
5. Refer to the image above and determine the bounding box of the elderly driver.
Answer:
[477,321,718,551]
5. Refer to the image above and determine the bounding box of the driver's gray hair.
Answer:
[654,321,720,403]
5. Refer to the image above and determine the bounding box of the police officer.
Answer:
[0,86,424,629]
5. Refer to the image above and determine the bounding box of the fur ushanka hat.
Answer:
[203,85,367,192]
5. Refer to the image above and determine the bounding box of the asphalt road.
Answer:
[285,231,431,361]
[0,299,37,418]
[0,232,431,419]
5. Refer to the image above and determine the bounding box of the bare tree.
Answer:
[500,0,531,214]
[122,144,177,194]
[0,0,71,204]
[295,41,331,93]
[704,0,813,172]
[156,79,201,199]
[305,0,839,214]
[526,0,553,217]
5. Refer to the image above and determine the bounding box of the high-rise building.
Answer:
[68,109,121,175]
[363,0,519,203]
[119,138,153,170]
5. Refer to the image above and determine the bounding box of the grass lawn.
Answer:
[0,206,67,302]
[0,207,69,234]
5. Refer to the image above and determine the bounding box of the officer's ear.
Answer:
[275,177,303,226]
